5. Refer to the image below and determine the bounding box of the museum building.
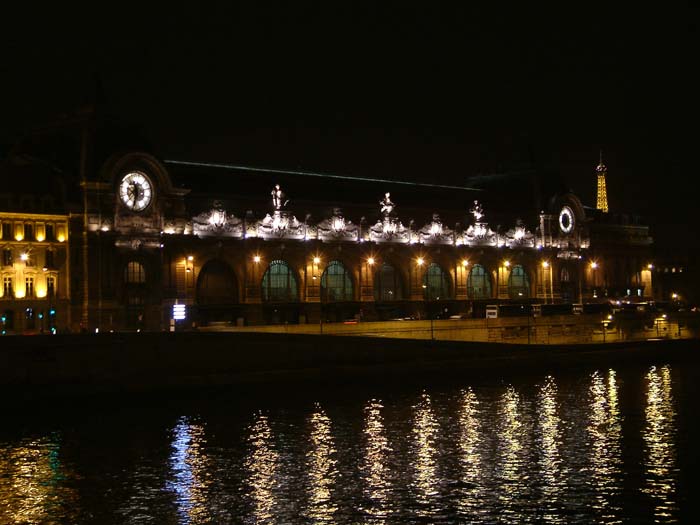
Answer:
[0,146,654,333]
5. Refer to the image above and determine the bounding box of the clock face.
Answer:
[119,172,153,211]
[559,206,574,234]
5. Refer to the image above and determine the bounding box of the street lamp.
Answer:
[542,261,550,304]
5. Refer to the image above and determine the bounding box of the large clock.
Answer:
[558,206,574,234]
[119,172,153,212]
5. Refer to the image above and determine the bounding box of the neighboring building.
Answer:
[0,154,72,333]
[0,121,656,332]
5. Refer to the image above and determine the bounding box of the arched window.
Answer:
[375,264,403,301]
[262,260,298,302]
[508,265,530,299]
[196,259,237,305]
[125,261,145,283]
[321,260,353,302]
[467,264,492,299]
[423,263,450,300]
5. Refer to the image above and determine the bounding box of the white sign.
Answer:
[173,304,186,321]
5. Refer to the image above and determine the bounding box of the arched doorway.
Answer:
[423,263,450,301]
[374,263,403,302]
[321,260,354,322]
[196,259,238,324]
[373,263,405,320]
[467,264,492,299]
[261,260,299,324]
[508,265,530,299]
[321,261,353,302]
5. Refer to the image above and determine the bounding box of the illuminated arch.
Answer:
[374,263,403,301]
[467,264,492,299]
[508,264,530,299]
[262,260,298,302]
[423,263,450,300]
[321,260,353,302]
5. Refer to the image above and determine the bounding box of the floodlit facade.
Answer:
[72,152,651,331]
[0,141,654,332]
[0,212,70,333]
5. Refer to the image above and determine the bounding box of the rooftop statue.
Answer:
[470,200,484,222]
[380,192,395,217]
[271,184,289,210]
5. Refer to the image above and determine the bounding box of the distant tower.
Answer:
[596,150,609,213]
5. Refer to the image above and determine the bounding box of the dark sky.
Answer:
[2,4,697,244]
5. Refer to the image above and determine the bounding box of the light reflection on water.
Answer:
[0,362,691,524]
[167,417,211,524]
[456,387,483,518]
[360,399,391,523]
[303,404,338,523]
[642,365,679,523]
[410,392,441,519]
[536,376,564,523]
[586,369,624,524]
[0,435,79,524]
[244,412,279,523]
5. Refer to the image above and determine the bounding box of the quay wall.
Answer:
[1,330,698,395]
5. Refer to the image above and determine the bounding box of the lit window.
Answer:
[374,263,402,301]
[3,277,12,297]
[423,263,450,301]
[467,264,492,299]
[321,261,353,302]
[125,261,146,283]
[261,260,298,302]
[25,277,34,298]
[507,265,530,299]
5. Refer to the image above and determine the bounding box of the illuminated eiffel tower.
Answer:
[596,150,609,213]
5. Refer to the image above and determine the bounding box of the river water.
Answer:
[1,357,698,523]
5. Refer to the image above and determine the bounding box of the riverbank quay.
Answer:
[199,312,700,345]
[1,331,698,398]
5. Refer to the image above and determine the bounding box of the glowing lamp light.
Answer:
[461,259,469,267]
[253,255,261,263]
[313,256,321,264]
[187,255,194,261]
[416,257,424,266]
[367,257,375,265]
[101,225,110,232]
[15,234,23,241]
[36,288,46,298]
[36,233,45,242]
[647,264,653,269]
[590,262,598,269]
[57,234,65,242]
[20,253,28,261]
[542,261,549,268]
[15,289,25,299]
[671,293,678,299]
[504,260,510,267]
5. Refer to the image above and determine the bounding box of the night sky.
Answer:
[2,4,697,248]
